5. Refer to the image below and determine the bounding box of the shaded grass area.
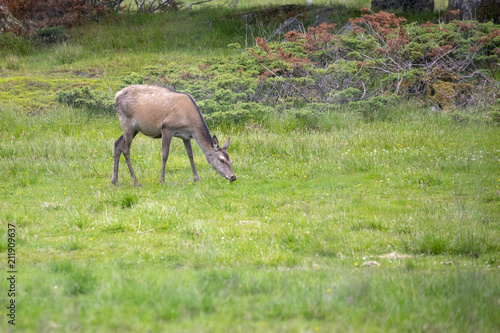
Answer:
[0,103,499,331]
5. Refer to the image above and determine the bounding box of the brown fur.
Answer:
[111,85,236,186]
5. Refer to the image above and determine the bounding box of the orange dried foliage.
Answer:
[3,0,113,35]
[453,21,476,32]
[256,37,271,53]
[386,28,409,53]
[254,35,313,69]
[284,22,338,54]
[258,69,280,82]
[356,60,375,69]
[349,11,409,55]
[479,29,500,45]
[421,21,439,33]
[180,71,194,80]
[284,30,300,42]
[198,64,210,71]
[427,44,453,59]
[349,10,407,40]
[249,48,266,61]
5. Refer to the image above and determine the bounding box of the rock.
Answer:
[379,252,411,259]
[268,17,305,41]
[338,22,356,34]
[313,15,331,27]
[362,260,380,267]
[371,0,434,12]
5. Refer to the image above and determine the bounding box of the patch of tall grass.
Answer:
[50,42,86,65]
[0,33,35,57]
[72,9,247,56]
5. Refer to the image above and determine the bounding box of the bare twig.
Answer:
[259,63,312,103]
[189,0,212,10]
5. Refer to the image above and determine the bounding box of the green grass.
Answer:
[0,102,499,331]
[0,2,499,331]
[12,265,500,332]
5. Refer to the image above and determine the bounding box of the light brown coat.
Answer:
[112,85,236,186]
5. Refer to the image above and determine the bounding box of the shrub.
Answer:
[349,95,401,120]
[0,32,35,56]
[37,26,68,44]
[247,8,500,112]
[55,86,114,113]
[487,99,500,125]
[2,0,120,35]
[121,72,144,86]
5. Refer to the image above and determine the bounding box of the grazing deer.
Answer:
[111,85,236,187]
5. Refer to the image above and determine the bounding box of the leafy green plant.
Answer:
[487,99,500,125]
[349,94,401,120]
[0,32,34,56]
[121,72,145,86]
[55,86,114,113]
[36,26,68,44]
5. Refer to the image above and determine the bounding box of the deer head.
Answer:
[207,135,236,182]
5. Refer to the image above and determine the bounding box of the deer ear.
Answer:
[222,137,230,150]
[212,135,219,150]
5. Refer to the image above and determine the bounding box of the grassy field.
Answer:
[1,2,499,332]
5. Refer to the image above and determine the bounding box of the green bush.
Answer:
[349,95,401,120]
[487,99,500,125]
[0,33,35,56]
[121,72,144,86]
[55,86,114,113]
[37,26,68,44]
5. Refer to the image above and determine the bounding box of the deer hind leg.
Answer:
[122,130,141,186]
[183,139,200,182]
[160,127,173,183]
[111,135,124,186]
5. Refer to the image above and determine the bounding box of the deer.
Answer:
[111,85,236,187]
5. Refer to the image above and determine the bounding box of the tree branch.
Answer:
[189,0,212,9]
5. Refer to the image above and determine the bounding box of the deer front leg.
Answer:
[183,139,200,182]
[160,127,173,183]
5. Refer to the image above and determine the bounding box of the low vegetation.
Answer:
[48,8,500,124]
[0,2,499,332]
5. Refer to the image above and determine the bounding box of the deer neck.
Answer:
[192,125,215,160]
